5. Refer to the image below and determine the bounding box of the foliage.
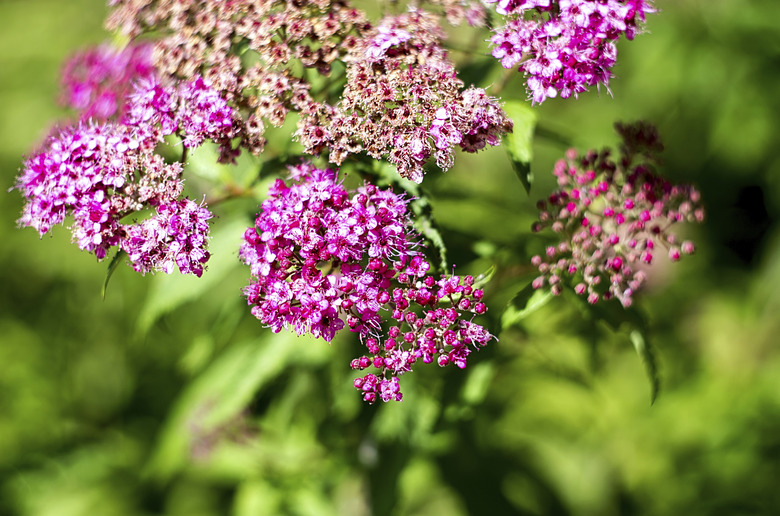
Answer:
[2,0,780,515]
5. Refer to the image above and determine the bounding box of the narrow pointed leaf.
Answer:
[501,282,553,330]
[503,100,538,194]
[101,249,126,300]
[630,329,660,405]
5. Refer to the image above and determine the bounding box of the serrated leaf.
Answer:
[630,329,660,404]
[372,161,448,269]
[501,282,553,330]
[101,249,126,300]
[136,218,247,334]
[410,194,448,270]
[503,100,538,194]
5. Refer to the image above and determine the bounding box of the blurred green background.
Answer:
[2,0,780,514]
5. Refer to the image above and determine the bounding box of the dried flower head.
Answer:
[296,10,513,182]
[107,0,369,157]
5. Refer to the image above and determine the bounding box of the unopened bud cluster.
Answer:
[531,122,704,306]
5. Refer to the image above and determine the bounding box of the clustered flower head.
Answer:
[106,1,511,183]
[60,41,155,120]
[530,122,704,307]
[297,10,513,183]
[15,71,239,276]
[239,164,494,402]
[107,0,370,158]
[488,0,656,103]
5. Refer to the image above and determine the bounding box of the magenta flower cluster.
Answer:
[488,0,655,103]
[60,42,155,120]
[530,122,704,306]
[15,70,239,276]
[122,199,212,277]
[239,164,493,402]
[125,76,239,159]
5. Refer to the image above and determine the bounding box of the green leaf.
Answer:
[472,264,496,290]
[101,249,126,300]
[587,298,649,334]
[372,161,449,269]
[145,334,301,480]
[136,218,248,334]
[503,100,538,194]
[630,329,661,405]
[501,282,553,330]
[410,193,448,270]
[568,292,658,402]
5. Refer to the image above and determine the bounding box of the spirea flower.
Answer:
[125,76,239,158]
[107,0,369,157]
[60,41,155,120]
[296,10,513,182]
[14,73,234,274]
[239,163,494,402]
[17,122,155,258]
[530,122,704,306]
[488,0,656,103]
[239,164,418,341]
[121,198,212,277]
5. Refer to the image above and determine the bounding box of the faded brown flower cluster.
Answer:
[108,0,369,159]
[106,0,511,179]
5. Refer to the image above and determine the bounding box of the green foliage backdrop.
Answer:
[2,1,780,515]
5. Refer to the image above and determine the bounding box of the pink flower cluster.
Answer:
[297,11,513,183]
[122,199,212,277]
[239,164,494,402]
[488,0,655,103]
[351,271,491,403]
[125,76,239,159]
[15,74,238,276]
[60,42,155,120]
[530,122,704,306]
